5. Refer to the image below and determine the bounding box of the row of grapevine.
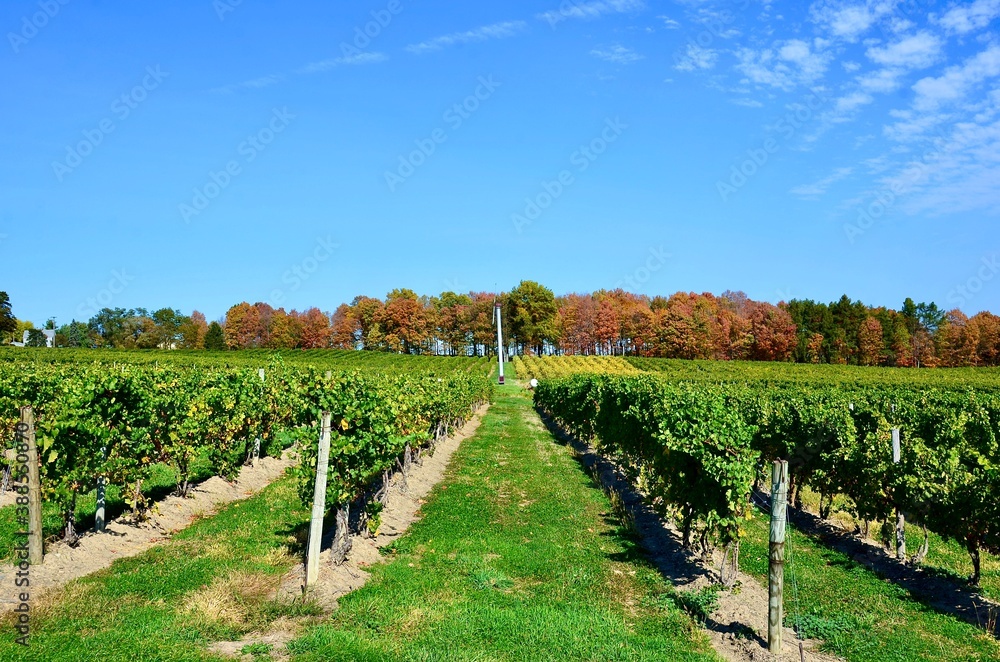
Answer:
[513,355,641,381]
[0,346,491,374]
[0,356,493,546]
[535,373,1000,584]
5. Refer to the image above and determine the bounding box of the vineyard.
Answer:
[3,350,1000,660]
[0,351,493,550]
[512,354,641,380]
[533,360,1000,586]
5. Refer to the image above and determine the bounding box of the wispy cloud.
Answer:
[912,44,1000,111]
[674,44,717,72]
[591,44,643,65]
[299,52,388,74]
[657,15,680,29]
[538,0,644,26]
[938,0,1000,35]
[406,21,526,54]
[865,31,943,70]
[790,167,853,196]
[810,2,893,42]
[735,39,830,91]
[211,75,282,94]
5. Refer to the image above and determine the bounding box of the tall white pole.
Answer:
[495,302,505,385]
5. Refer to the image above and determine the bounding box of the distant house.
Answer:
[14,329,56,348]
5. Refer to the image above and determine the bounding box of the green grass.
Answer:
[0,383,715,661]
[739,505,1000,661]
[796,485,1000,601]
[285,385,719,661]
[0,452,215,563]
[0,470,315,661]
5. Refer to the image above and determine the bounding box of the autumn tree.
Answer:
[224,302,264,349]
[747,302,796,361]
[298,308,331,349]
[382,289,428,353]
[351,296,386,351]
[937,310,979,367]
[330,303,359,349]
[179,311,208,349]
[858,317,884,366]
[971,312,1000,366]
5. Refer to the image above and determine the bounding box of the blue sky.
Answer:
[2,0,999,325]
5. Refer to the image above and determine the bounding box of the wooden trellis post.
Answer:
[305,412,332,590]
[20,406,43,564]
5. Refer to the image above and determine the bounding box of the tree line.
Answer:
[3,283,999,367]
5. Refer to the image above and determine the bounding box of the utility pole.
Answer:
[495,301,505,385]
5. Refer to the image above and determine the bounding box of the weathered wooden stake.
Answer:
[305,412,332,590]
[769,460,789,655]
[893,428,905,560]
[20,406,44,564]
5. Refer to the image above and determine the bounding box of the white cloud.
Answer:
[732,97,764,107]
[211,75,282,94]
[913,44,1000,111]
[842,60,862,72]
[883,109,949,141]
[674,44,717,71]
[735,39,830,90]
[877,118,1000,215]
[591,44,644,64]
[299,52,388,73]
[858,67,903,93]
[658,15,680,29]
[538,0,645,25]
[835,91,874,114]
[811,1,897,42]
[938,0,1000,35]
[866,31,943,70]
[406,21,526,54]
[790,167,853,196]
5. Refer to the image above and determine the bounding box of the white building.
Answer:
[13,329,56,348]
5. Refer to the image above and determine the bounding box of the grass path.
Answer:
[0,384,718,661]
[285,384,720,661]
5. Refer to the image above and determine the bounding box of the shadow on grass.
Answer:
[534,408,773,650]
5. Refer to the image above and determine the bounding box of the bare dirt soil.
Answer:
[0,451,297,613]
[208,405,488,661]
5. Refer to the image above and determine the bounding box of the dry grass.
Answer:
[184,571,278,629]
